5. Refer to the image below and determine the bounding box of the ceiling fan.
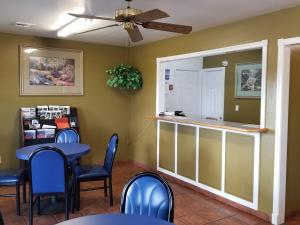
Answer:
[69,0,192,42]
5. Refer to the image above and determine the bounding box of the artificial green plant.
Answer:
[106,64,143,90]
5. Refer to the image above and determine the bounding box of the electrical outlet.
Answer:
[235,105,239,112]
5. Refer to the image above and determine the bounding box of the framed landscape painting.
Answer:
[235,62,262,98]
[20,46,83,95]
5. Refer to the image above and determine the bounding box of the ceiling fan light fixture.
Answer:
[115,8,142,22]
[123,22,134,30]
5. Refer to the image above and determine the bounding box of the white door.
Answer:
[201,67,225,120]
[171,69,200,117]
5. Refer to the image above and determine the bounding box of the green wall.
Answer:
[159,122,174,171]
[128,6,300,215]
[0,33,129,169]
[286,47,300,216]
[177,125,196,179]
[203,50,261,124]
[2,4,300,218]
[199,129,222,189]
[225,133,254,202]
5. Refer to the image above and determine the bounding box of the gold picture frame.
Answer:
[20,46,83,95]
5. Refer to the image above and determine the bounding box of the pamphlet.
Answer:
[24,130,36,139]
[21,107,36,119]
[36,129,55,139]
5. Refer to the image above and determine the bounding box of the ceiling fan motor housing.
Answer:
[68,0,192,42]
[115,8,142,22]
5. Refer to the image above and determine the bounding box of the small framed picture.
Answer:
[235,62,262,98]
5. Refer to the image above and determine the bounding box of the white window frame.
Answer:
[156,40,268,128]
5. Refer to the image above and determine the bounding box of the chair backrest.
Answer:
[55,128,80,144]
[28,146,68,195]
[103,133,119,174]
[120,172,174,222]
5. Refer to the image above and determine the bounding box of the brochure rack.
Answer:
[20,106,80,147]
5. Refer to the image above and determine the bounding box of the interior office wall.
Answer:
[128,6,300,215]
[0,33,129,169]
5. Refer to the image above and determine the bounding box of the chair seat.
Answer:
[0,169,24,185]
[75,165,109,181]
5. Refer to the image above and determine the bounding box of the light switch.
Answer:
[235,105,239,111]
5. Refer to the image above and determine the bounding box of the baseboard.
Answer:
[127,160,271,223]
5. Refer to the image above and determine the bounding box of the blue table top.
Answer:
[16,143,90,160]
[55,213,174,225]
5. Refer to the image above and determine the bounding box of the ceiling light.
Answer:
[57,18,97,37]
[24,48,38,54]
[51,7,85,30]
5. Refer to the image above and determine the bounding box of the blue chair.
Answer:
[120,172,174,222]
[28,146,72,225]
[55,128,80,144]
[75,133,118,209]
[55,128,80,166]
[0,169,26,215]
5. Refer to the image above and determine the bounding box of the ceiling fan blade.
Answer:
[76,24,120,35]
[133,9,169,23]
[126,25,143,42]
[142,21,192,34]
[69,13,115,21]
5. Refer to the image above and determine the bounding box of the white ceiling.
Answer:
[0,0,300,47]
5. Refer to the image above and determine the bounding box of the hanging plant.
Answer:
[106,64,143,90]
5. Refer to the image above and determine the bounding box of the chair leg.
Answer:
[65,192,69,220]
[104,178,107,197]
[109,176,113,206]
[71,183,75,214]
[29,194,33,225]
[76,181,80,211]
[71,194,74,214]
[37,197,41,215]
[22,178,26,203]
[16,181,21,216]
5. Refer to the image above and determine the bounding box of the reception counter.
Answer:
[150,116,268,133]
[151,116,268,211]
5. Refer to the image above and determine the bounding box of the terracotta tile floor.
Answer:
[0,163,299,225]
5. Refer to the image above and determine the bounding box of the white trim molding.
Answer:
[272,37,300,225]
[156,40,268,129]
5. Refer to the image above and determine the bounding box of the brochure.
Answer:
[36,129,55,139]
[24,130,36,140]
